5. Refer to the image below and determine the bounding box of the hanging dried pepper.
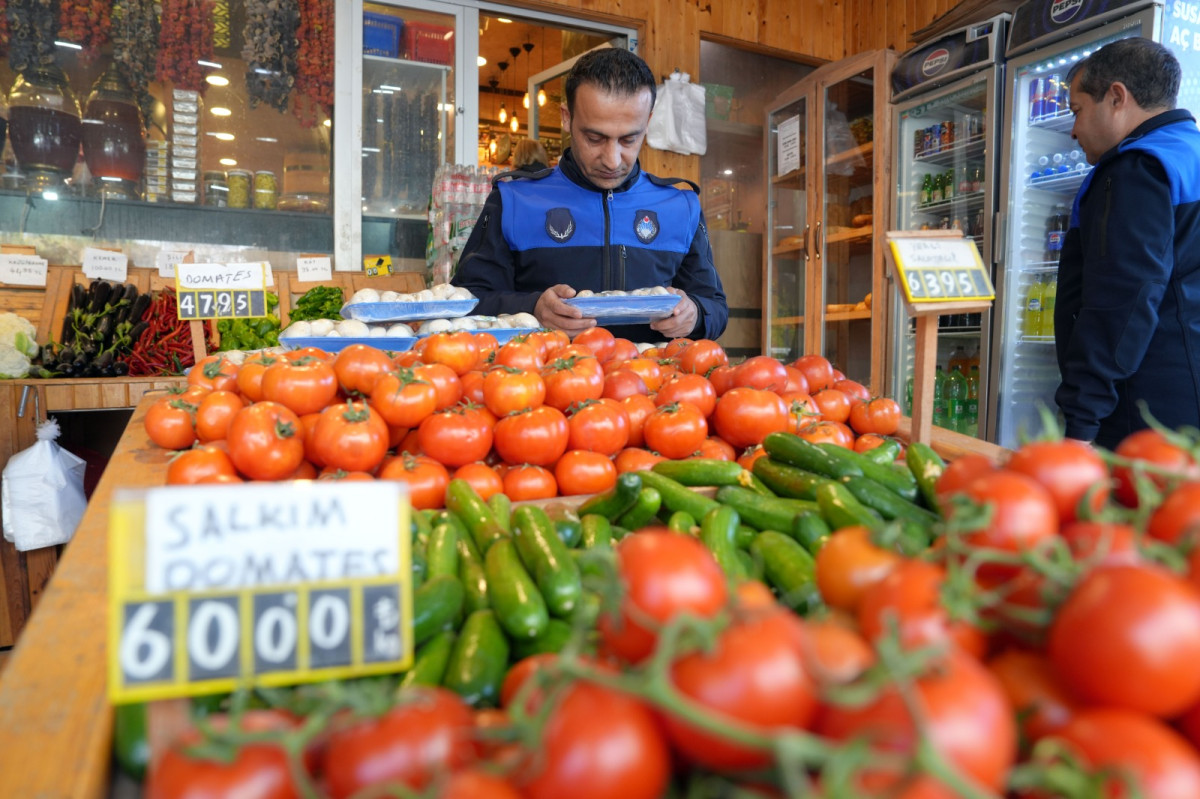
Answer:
[58,0,110,62]
[5,0,59,74]
[156,0,214,92]
[293,0,333,127]
[111,0,159,126]
[0,1,10,57]
[242,0,300,113]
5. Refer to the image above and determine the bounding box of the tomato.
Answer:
[193,390,245,443]
[145,397,198,450]
[615,447,666,473]
[848,397,901,436]
[598,531,728,663]
[1006,439,1110,524]
[782,365,810,395]
[1050,709,1200,799]
[493,406,569,466]
[311,400,389,473]
[817,650,1015,793]
[493,340,544,372]
[654,374,715,418]
[677,339,727,376]
[815,526,900,613]
[987,648,1080,744]
[853,432,892,455]
[1113,429,1200,507]
[572,326,617,361]
[609,337,641,364]
[332,344,395,396]
[733,355,789,392]
[934,453,996,505]
[554,450,617,496]
[166,444,239,485]
[706,363,738,396]
[502,464,557,501]
[318,469,374,481]
[1049,564,1200,718]
[417,405,494,469]
[565,400,630,456]
[781,392,820,433]
[642,402,708,459]
[618,357,664,393]
[530,329,570,360]
[481,366,545,417]
[833,378,870,404]
[261,357,339,417]
[713,388,789,450]
[421,331,480,376]
[602,369,648,400]
[436,770,523,799]
[811,388,853,423]
[458,369,486,406]
[660,337,692,360]
[800,617,874,687]
[147,712,298,799]
[1148,482,1200,545]
[737,445,768,471]
[370,368,438,429]
[226,402,305,480]
[520,682,670,799]
[187,355,240,393]
[323,687,476,798]
[954,470,1058,576]
[791,354,834,393]
[797,420,854,449]
[857,559,987,659]
[500,653,559,709]
[620,394,658,448]
[378,454,450,509]
[1059,520,1141,566]
[694,436,736,461]
[413,363,463,411]
[235,353,278,402]
[284,346,331,363]
[453,462,503,500]
[542,355,605,411]
[663,611,817,770]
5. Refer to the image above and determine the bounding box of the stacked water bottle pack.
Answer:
[426,163,500,285]
[1030,149,1089,183]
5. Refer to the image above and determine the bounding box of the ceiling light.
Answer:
[510,115,519,133]
[53,41,82,50]
[206,75,229,87]
[324,119,331,127]
[219,158,237,166]
[497,17,512,23]
[477,56,487,67]
[538,89,547,107]
[255,136,279,143]
[215,132,234,141]
[498,103,507,124]
[722,169,734,175]
[211,106,232,116]
[197,59,222,69]
[523,92,530,109]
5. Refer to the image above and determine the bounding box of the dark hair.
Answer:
[1066,37,1180,110]
[564,48,656,115]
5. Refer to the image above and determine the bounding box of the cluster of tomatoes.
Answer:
[144,328,902,509]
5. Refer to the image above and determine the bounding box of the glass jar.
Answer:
[253,170,277,210]
[7,65,83,192]
[203,170,227,206]
[81,63,146,199]
[227,168,251,208]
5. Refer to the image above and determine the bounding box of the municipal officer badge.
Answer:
[545,207,576,243]
[635,210,659,243]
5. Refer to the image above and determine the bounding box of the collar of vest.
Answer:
[559,148,643,193]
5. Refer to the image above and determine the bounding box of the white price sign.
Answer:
[296,256,333,283]
[156,249,192,278]
[82,247,129,282]
[0,254,48,286]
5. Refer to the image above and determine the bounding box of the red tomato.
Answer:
[620,394,657,448]
[643,402,708,459]
[417,405,494,468]
[1049,709,1200,799]
[602,369,648,400]
[598,531,728,663]
[370,368,438,429]
[853,432,892,455]
[797,420,854,449]
[954,470,1058,575]
[621,357,665,393]
[856,559,987,659]
[235,353,278,402]
[782,365,810,395]
[519,682,670,799]
[660,337,693,360]
[781,391,821,433]
[187,355,240,393]
[1113,429,1200,507]
[800,618,874,687]
[1050,564,1200,718]
[323,687,476,798]
[1148,482,1200,545]
[500,653,559,709]
[615,447,666,473]
[572,326,616,361]
[436,770,523,799]
[147,712,298,799]
[457,369,486,406]
[934,453,996,505]
[713,387,789,450]
[812,388,853,423]
[1059,520,1142,566]
[226,402,305,480]
[260,357,339,416]
[378,454,450,510]
[413,363,463,411]
[422,331,480,376]
[482,366,545,417]
[733,355,789,392]
[791,354,834,393]
[848,397,901,436]
[609,337,640,364]
[312,400,389,473]
[493,340,544,371]
[145,397,198,450]
[567,400,630,456]
[502,464,557,501]
[194,390,246,443]
[677,339,728,375]
[166,444,239,485]
[706,363,738,396]
[541,354,605,411]
[654,372,717,418]
[333,344,395,396]
[987,648,1080,743]
[833,378,870,404]
[694,436,736,461]
[453,462,503,500]
[815,526,900,613]
[737,445,768,471]
[555,450,617,496]
[1006,439,1110,524]
[493,406,569,466]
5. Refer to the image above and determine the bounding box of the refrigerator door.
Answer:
[888,69,1002,438]
[989,7,1161,448]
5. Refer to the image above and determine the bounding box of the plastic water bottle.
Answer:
[933,366,948,428]
[966,366,980,437]
[944,367,968,433]
[905,374,914,415]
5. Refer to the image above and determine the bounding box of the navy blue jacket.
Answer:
[451,149,727,342]
[1054,109,1200,447]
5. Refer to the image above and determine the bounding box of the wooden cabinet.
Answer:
[763,49,896,392]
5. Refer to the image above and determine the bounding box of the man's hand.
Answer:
[534,284,596,334]
[650,288,698,339]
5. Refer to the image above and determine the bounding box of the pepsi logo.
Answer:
[922,49,951,76]
[1050,0,1084,24]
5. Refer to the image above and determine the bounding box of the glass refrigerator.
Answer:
[888,15,1009,439]
[990,0,1176,448]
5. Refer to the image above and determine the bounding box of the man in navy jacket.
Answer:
[1055,38,1200,448]
[452,48,727,343]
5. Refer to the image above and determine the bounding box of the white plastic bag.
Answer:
[647,71,707,156]
[1,418,87,552]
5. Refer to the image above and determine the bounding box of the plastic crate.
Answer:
[364,12,403,58]
[403,21,454,65]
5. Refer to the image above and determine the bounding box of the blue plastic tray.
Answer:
[562,294,680,325]
[476,327,539,343]
[279,336,416,353]
[341,299,478,323]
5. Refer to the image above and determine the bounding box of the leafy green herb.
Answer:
[288,285,345,324]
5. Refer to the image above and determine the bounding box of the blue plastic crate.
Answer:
[364,12,403,58]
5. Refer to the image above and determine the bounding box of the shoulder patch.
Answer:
[545,207,576,243]
[634,210,660,243]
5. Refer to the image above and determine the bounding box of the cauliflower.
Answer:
[0,313,39,378]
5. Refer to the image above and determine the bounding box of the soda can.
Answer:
[942,120,954,147]
[1057,78,1071,114]
[1029,76,1047,122]
[1045,74,1062,117]
[914,129,925,157]
[931,124,941,153]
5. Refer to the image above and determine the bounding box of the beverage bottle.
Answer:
[1045,204,1068,263]
[966,366,980,437]
[933,366,948,427]
[945,367,967,433]
[920,172,932,206]
[1045,75,1062,117]
[971,166,982,192]
[931,172,943,203]
[943,169,955,201]
[1040,273,1058,337]
[905,374,914,415]
[1023,275,1044,337]
[958,165,971,195]
[948,344,968,374]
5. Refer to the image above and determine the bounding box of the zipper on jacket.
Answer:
[602,190,614,290]
[619,245,627,290]
[1100,177,1112,258]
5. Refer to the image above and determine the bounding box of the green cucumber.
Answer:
[545,505,583,548]
[635,470,722,520]
[714,485,820,532]
[737,549,764,581]
[816,443,919,501]
[862,438,903,465]
[610,524,632,541]
[455,533,490,613]
[667,510,697,533]
[570,590,602,627]
[411,551,427,589]
[906,442,947,514]
[443,609,509,707]
[512,618,576,660]
[750,531,821,613]
[579,514,613,549]
[425,521,460,579]
[513,505,583,619]
[763,432,859,479]
[577,472,643,521]
[113,702,150,781]
[412,574,465,646]
[487,493,512,532]
[792,511,832,556]
[699,505,747,580]
[815,481,885,532]
[484,538,550,640]
[446,479,509,553]
[752,457,835,500]
[653,458,745,486]
[616,486,662,530]
[412,509,433,548]
[398,629,456,689]
[841,476,939,526]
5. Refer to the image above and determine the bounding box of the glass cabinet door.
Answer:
[764,94,809,362]
[818,66,877,384]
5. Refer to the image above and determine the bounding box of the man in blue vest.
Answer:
[1054,37,1200,448]
[452,47,727,343]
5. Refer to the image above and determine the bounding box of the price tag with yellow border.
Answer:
[175,262,269,320]
[364,255,393,277]
[108,481,412,704]
[889,237,995,303]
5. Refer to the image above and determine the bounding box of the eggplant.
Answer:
[127,293,153,324]
[95,350,116,370]
[88,281,113,314]
[113,361,129,377]
[128,321,150,348]
[114,284,139,323]
[96,313,117,345]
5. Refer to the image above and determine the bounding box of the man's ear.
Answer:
[560,102,570,131]
[1109,81,1132,109]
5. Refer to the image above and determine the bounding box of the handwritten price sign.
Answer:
[175,262,269,321]
[0,255,48,287]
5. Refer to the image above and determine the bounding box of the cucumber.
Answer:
[413,509,434,547]
[616,486,663,530]
[635,470,722,520]
[455,533,490,613]
[446,479,509,554]
[815,481,885,532]
[841,476,940,526]
[792,511,832,556]
[734,524,758,550]
[862,438,903,465]
[545,506,583,548]
[425,521,460,579]
[513,505,583,619]
[816,443,919,502]
[487,492,512,532]
[579,514,614,549]
[113,702,149,781]
[763,432,859,479]
[906,442,947,514]
[699,505,747,581]
[715,485,820,532]
[512,617,576,660]
[412,574,465,646]
[750,531,821,613]
[653,458,745,486]
[667,510,698,534]
[740,470,777,497]
[610,524,632,541]
[577,472,643,521]
[398,629,456,689]
[570,590,602,627]
[411,550,427,589]
[443,609,509,707]
[752,457,835,500]
[737,549,764,581]
[484,538,550,640]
